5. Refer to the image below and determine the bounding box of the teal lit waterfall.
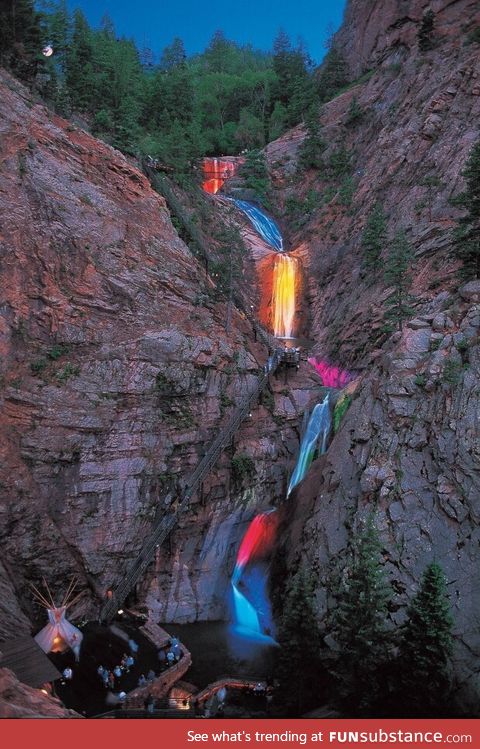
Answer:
[287,395,332,497]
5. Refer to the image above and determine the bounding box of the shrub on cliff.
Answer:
[383,230,415,331]
[231,452,256,483]
[297,104,326,171]
[362,203,387,274]
[393,562,454,716]
[454,140,480,279]
[418,10,435,52]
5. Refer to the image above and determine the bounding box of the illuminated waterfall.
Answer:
[273,254,296,338]
[202,158,238,194]
[231,511,278,643]
[232,199,283,252]
[287,395,332,497]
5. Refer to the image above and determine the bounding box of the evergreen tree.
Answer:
[383,230,415,331]
[297,103,325,171]
[418,10,435,52]
[274,566,323,715]
[239,149,270,203]
[65,9,95,111]
[316,46,349,103]
[362,203,387,273]
[330,515,392,715]
[454,140,480,279]
[394,562,453,716]
[0,0,44,78]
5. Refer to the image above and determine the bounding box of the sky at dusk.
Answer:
[65,0,347,64]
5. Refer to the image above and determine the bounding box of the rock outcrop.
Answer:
[0,666,81,718]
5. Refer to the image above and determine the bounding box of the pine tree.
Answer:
[362,203,387,273]
[454,140,480,279]
[316,47,349,103]
[274,566,323,715]
[65,9,95,111]
[0,0,44,79]
[297,103,325,171]
[330,514,392,715]
[395,562,453,716]
[418,10,435,52]
[383,229,415,331]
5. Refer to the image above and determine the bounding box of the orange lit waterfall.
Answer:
[272,254,297,338]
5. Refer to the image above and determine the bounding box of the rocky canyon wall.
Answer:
[265,0,480,711]
[0,69,319,635]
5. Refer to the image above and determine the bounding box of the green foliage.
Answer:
[297,103,326,171]
[230,452,255,483]
[394,562,453,716]
[284,189,320,229]
[56,362,80,382]
[333,394,352,433]
[30,358,47,375]
[47,343,69,360]
[327,145,352,180]
[383,230,415,331]
[466,26,480,44]
[316,46,349,103]
[330,515,393,715]
[453,140,480,279]
[414,373,426,387]
[338,175,355,207]
[362,203,387,273]
[238,149,271,203]
[0,0,45,79]
[418,10,435,51]
[442,357,463,386]
[274,566,323,715]
[345,96,365,126]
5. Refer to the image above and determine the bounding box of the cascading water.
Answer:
[231,199,283,252]
[287,395,332,497]
[230,511,278,643]
[202,158,238,194]
[272,254,297,339]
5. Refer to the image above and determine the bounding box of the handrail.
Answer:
[99,348,282,622]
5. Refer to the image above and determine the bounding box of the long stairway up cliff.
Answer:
[0,68,314,635]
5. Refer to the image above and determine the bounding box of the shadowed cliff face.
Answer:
[0,70,318,630]
[334,0,480,77]
[265,0,480,710]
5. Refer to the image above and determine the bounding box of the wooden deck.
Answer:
[0,635,61,688]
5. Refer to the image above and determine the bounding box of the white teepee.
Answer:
[32,578,83,661]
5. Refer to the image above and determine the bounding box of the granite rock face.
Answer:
[0,69,317,634]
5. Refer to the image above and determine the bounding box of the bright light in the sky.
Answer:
[42,45,54,57]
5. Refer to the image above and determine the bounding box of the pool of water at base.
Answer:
[161,620,276,689]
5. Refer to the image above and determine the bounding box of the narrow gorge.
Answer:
[1,0,480,720]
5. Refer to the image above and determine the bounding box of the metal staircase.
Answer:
[99,347,282,622]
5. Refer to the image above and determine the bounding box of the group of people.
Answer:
[97,640,138,690]
[157,636,181,670]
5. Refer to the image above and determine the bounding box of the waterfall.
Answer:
[231,199,283,252]
[230,510,278,642]
[272,254,297,338]
[287,395,332,497]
